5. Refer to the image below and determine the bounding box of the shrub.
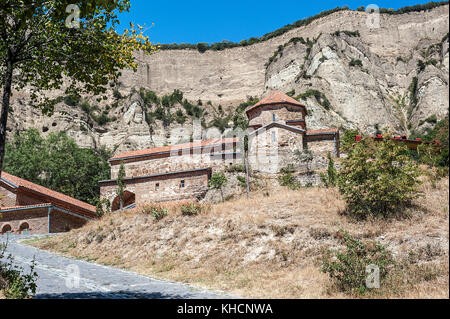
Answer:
[349,58,363,67]
[336,136,422,218]
[340,129,359,152]
[209,173,227,202]
[278,165,300,190]
[64,94,81,106]
[142,205,168,221]
[113,89,122,100]
[321,232,395,295]
[181,202,202,216]
[0,242,38,299]
[320,152,337,187]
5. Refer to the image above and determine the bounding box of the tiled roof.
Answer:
[307,128,339,135]
[110,137,238,161]
[1,171,96,216]
[245,91,306,114]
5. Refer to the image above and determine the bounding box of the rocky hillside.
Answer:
[7,4,449,155]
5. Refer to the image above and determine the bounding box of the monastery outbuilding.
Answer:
[100,91,340,210]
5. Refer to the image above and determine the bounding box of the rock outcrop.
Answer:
[7,5,449,153]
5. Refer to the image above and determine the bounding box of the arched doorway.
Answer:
[111,191,136,211]
[19,222,30,234]
[1,224,12,234]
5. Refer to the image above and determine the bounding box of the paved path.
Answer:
[1,235,231,299]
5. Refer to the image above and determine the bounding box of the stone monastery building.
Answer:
[100,91,340,210]
[0,171,97,235]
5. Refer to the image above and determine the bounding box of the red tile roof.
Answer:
[110,137,238,161]
[245,91,306,114]
[307,128,339,135]
[1,171,96,217]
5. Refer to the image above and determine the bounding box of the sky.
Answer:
[116,0,436,44]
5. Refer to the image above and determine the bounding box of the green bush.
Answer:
[321,232,395,295]
[142,205,168,221]
[278,165,300,190]
[209,173,227,201]
[181,202,202,216]
[349,58,363,67]
[336,136,422,218]
[0,242,38,299]
[320,152,337,187]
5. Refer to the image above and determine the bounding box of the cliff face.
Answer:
[7,5,449,154]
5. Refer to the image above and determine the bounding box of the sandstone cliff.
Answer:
[7,5,449,154]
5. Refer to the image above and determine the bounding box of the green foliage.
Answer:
[295,149,314,170]
[349,58,363,67]
[175,109,187,124]
[336,136,422,218]
[209,173,227,201]
[340,129,359,152]
[321,152,337,187]
[286,89,296,97]
[225,164,246,173]
[237,175,247,188]
[113,89,123,100]
[0,242,38,299]
[142,205,168,221]
[412,116,449,168]
[3,129,111,206]
[295,90,331,110]
[333,30,360,37]
[0,0,157,116]
[278,165,301,190]
[95,198,111,217]
[64,94,81,107]
[321,232,395,295]
[181,202,202,216]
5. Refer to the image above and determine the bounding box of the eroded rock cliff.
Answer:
[7,5,449,154]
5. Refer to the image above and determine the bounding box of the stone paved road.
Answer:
[1,235,232,299]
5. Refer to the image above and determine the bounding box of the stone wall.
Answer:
[249,126,304,174]
[306,134,339,157]
[100,169,211,210]
[247,104,305,127]
[111,150,240,180]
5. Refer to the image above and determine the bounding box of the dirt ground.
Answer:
[29,177,449,298]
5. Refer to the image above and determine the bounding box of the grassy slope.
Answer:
[28,177,449,298]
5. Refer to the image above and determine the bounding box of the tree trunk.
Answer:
[245,150,250,199]
[0,59,13,174]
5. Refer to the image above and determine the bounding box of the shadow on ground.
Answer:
[34,290,192,299]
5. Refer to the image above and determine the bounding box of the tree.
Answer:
[321,152,337,187]
[116,160,126,210]
[244,135,250,199]
[0,1,157,173]
[295,149,314,171]
[3,129,111,205]
[336,136,422,218]
[209,173,227,202]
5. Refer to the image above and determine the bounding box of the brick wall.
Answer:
[0,206,89,235]
[0,207,48,234]
[306,134,339,157]
[0,184,17,207]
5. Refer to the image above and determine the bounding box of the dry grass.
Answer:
[28,177,449,299]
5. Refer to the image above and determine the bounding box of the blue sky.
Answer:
[116,0,434,44]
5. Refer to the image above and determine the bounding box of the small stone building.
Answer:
[100,138,239,211]
[246,92,339,173]
[100,91,339,208]
[0,171,97,235]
